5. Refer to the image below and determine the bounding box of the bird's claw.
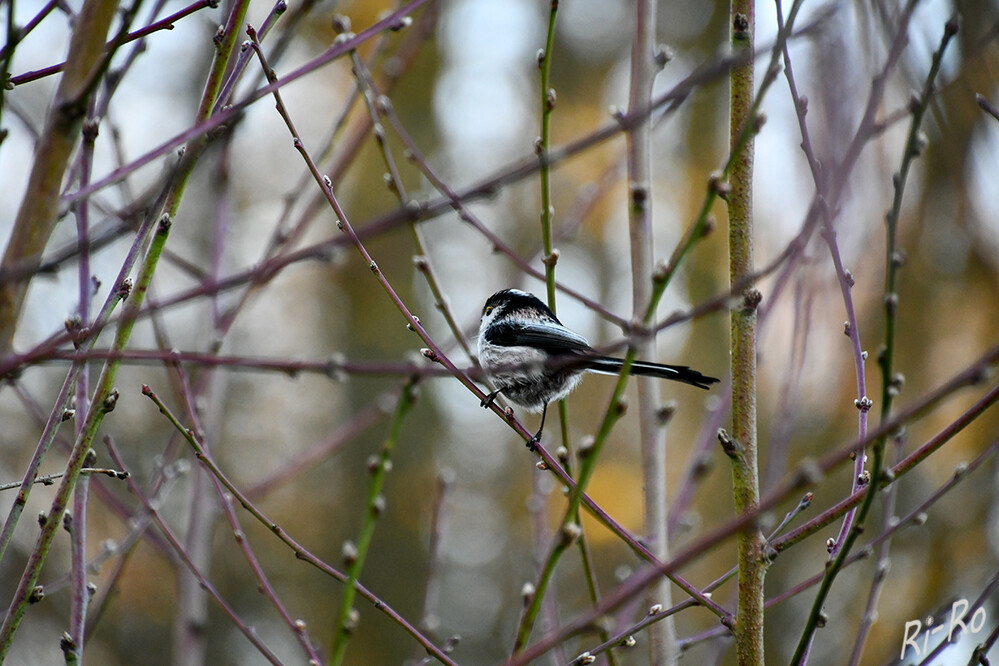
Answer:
[480,390,499,408]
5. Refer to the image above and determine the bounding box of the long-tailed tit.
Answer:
[477,289,719,445]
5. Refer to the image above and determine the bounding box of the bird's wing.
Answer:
[484,320,592,353]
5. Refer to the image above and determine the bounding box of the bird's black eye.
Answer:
[485,305,493,315]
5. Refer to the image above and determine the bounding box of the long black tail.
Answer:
[586,356,720,390]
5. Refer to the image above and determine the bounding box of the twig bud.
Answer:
[325,354,347,382]
[101,389,119,413]
[753,111,767,133]
[521,582,535,606]
[654,44,674,68]
[343,608,360,633]
[613,396,628,417]
[331,14,351,34]
[888,373,905,396]
[389,15,413,31]
[701,214,716,238]
[559,522,582,547]
[708,171,730,198]
[742,288,762,313]
[333,31,355,46]
[629,181,648,206]
[717,428,742,458]
[341,540,358,566]
[656,401,677,425]
[797,95,808,115]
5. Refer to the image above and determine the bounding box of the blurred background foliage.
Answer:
[1,0,999,664]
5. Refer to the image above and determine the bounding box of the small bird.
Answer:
[477,289,719,446]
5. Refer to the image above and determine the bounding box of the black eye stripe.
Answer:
[482,290,560,323]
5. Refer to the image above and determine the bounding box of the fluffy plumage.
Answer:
[477,289,719,445]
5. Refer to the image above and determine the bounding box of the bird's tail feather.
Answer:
[586,356,719,390]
